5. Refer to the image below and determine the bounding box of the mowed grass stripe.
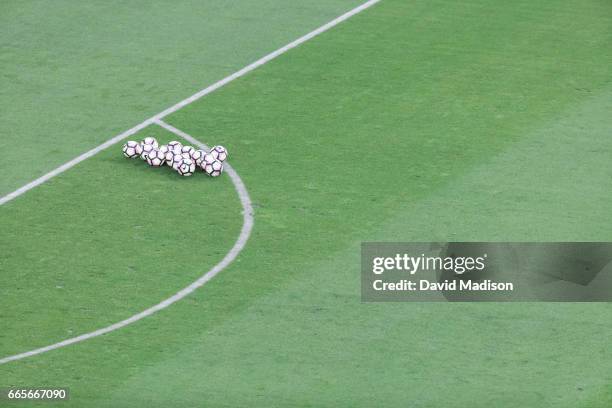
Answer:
[156,0,611,406]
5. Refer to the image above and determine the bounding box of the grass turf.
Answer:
[2,0,612,406]
[0,125,243,357]
[0,0,362,197]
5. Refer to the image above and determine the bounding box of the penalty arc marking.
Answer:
[0,123,254,365]
[0,0,382,364]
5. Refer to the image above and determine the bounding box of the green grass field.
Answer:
[1,0,612,406]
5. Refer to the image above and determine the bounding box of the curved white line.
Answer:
[0,126,254,365]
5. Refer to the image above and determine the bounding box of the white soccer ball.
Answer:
[157,145,170,164]
[167,141,182,152]
[177,157,196,176]
[142,137,159,149]
[140,143,155,160]
[172,152,192,170]
[181,145,195,157]
[146,149,165,167]
[171,153,183,170]
[203,159,223,177]
[122,141,140,158]
[191,149,206,165]
[158,144,169,155]
[198,153,215,172]
[200,153,215,166]
[164,150,175,166]
[210,145,228,162]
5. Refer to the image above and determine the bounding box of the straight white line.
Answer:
[0,120,153,206]
[0,124,254,365]
[153,0,381,120]
[0,0,381,207]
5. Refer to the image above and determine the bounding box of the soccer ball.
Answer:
[158,144,169,156]
[181,145,195,157]
[199,153,215,170]
[140,143,155,160]
[122,141,140,158]
[167,141,182,152]
[191,149,206,165]
[203,159,223,177]
[164,150,175,166]
[171,153,183,170]
[172,152,192,170]
[210,145,228,162]
[142,137,159,149]
[177,158,196,176]
[146,149,165,167]
[157,145,170,164]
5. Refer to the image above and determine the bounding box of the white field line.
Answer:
[0,0,381,207]
[155,119,254,229]
[0,0,381,364]
[0,124,254,365]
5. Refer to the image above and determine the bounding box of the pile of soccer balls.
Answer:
[122,137,227,177]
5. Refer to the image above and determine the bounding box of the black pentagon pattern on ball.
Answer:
[164,150,175,166]
[167,141,182,151]
[177,158,196,176]
[142,137,159,149]
[191,149,205,164]
[210,145,228,162]
[146,149,165,167]
[140,143,155,160]
[122,141,140,158]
